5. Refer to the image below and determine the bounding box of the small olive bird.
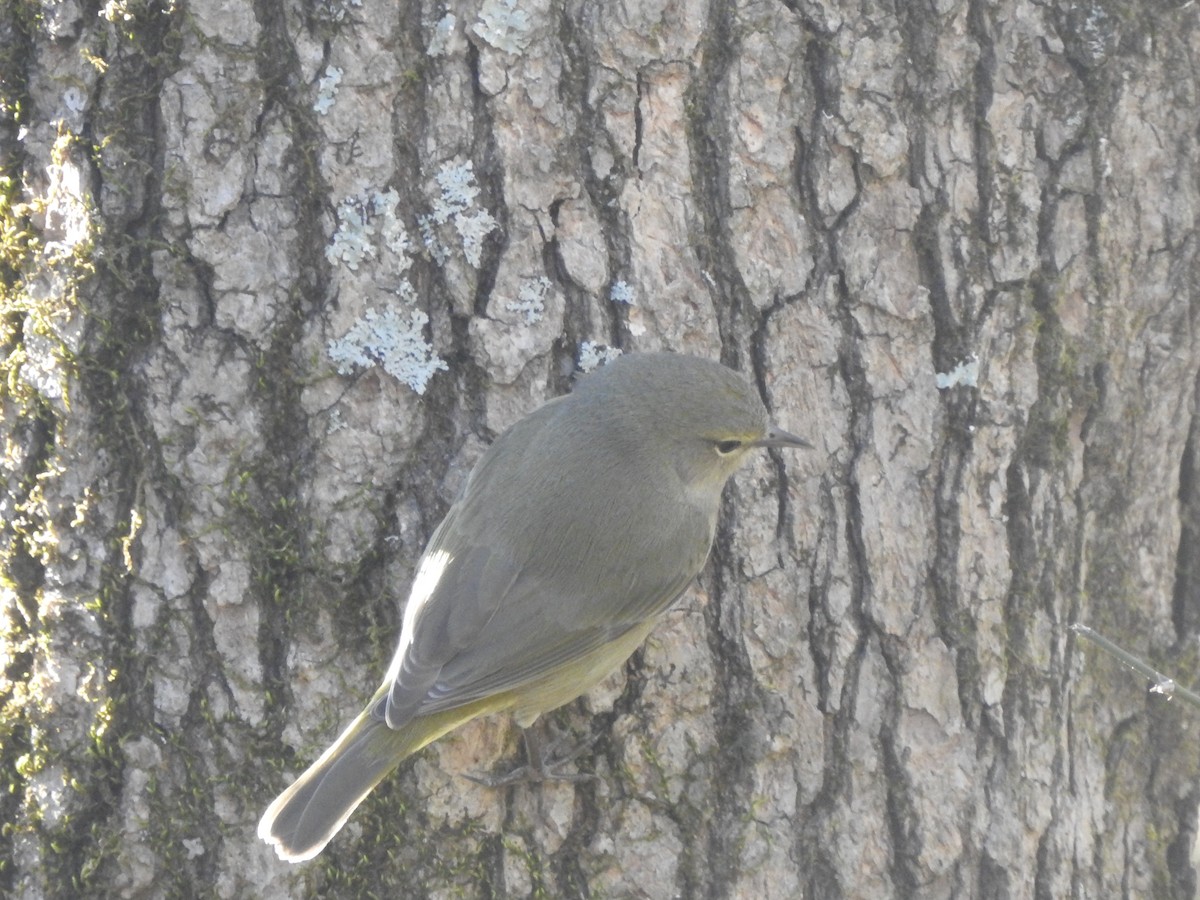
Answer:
[258,352,809,861]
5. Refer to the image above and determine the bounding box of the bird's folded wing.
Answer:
[376,540,518,727]
[414,564,698,714]
[377,523,707,725]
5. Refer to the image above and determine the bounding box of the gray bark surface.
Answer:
[2,1,1199,897]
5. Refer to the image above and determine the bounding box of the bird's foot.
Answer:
[462,725,600,787]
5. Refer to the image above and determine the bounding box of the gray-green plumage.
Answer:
[258,352,809,862]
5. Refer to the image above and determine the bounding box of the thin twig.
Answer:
[1071,622,1200,710]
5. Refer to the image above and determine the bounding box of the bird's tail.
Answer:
[258,698,482,862]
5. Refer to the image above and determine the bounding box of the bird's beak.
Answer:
[753,424,812,450]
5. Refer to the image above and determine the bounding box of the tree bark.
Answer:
[3,0,1199,897]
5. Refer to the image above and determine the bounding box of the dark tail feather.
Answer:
[258,709,425,862]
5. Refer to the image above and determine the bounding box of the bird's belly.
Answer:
[508,618,661,727]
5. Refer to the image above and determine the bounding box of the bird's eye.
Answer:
[715,439,743,455]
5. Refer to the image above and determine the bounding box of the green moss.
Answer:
[312,796,501,899]
[1,117,102,898]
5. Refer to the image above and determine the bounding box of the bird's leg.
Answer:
[530,722,602,781]
[462,721,600,787]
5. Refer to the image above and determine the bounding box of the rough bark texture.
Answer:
[3,0,1200,897]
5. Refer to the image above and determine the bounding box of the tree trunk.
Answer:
[3,1,1199,897]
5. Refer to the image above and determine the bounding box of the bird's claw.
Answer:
[462,727,601,787]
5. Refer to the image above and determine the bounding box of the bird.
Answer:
[258,351,810,862]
